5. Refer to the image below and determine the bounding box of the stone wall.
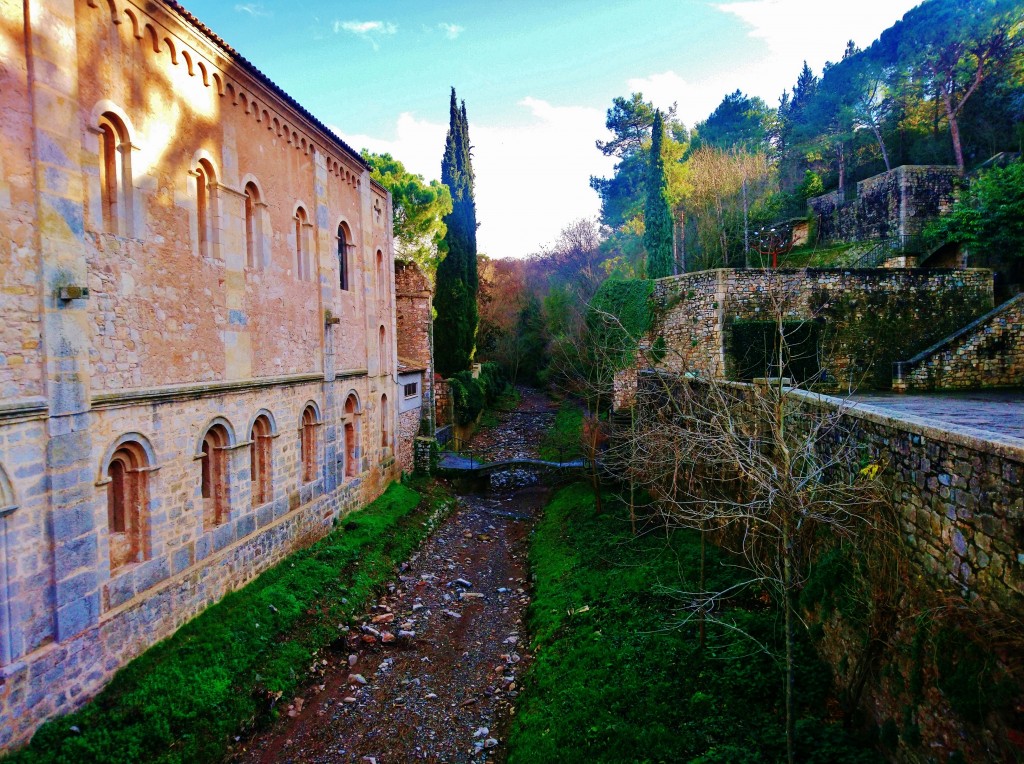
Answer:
[808,165,960,244]
[651,268,993,390]
[0,0,421,750]
[628,372,1023,759]
[894,293,1024,392]
[397,408,420,474]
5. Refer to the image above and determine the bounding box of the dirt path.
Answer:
[230,389,557,764]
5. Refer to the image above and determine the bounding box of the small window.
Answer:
[295,206,310,280]
[106,442,149,571]
[403,382,418,398]
[201,424,230,529]
[379,325,387,375]
[244,181,262,268]
[380,394,389,447]
[250,415,273,506]
[338,224,349,290]
[98,113,133,235]
[301,405,319,483]
[344,394,359,479]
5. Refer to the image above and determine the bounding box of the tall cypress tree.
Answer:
[434,88,479,376]
[644,110,674,279]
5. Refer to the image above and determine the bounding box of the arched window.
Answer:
[301,405,319,483]
[194,159,219,259]
[250,414,273,506]
[376,249,385,292]
[106,442,149,571]
[380,394,389,448]
[344,394,360,478]
[338,223,350,290]
[98,113,132,235]
[295,206,309,280]
[244,181,262,268]
[379,325,388,375]
[200,424,230,529]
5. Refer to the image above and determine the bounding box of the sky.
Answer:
[183,0,923,259]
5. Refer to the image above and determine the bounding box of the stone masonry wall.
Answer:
[809,165,961,244]
[895,293,1024,392]
[0,0,415,751]
[397,408,419,474]
[651,268,993,390]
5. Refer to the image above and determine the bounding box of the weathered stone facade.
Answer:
[808,165,961,244]
[894,293,1024,392]
[394,260,433,472]
[651,268,993,390]
[0,0,419,749]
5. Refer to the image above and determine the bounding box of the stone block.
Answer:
[54,534,98,581]
[55,594,99,642]
[235,513,256,539]
[105,573,135,610]
[134,558,169,593]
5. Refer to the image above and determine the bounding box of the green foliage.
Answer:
[929,160,1024,263]
[361,151,453,276]
[448,363,510,426]
[538,402,584,462]
[508,483,880,764]
[8,484,449,764]
[644,110,675,279]
[694,89,773,152]
[934,626,1019,723]
[798,169,826,202]
[434,88,479,376]
[587,277,655,369]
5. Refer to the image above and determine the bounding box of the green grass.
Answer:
[6,481,453,764]
[508,483,880,764]
[538,401,584,462]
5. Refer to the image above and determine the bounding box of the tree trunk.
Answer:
[871,122,891,171]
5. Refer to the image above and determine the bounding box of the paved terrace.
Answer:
[847,389,1024,445]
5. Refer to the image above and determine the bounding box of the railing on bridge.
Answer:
[437,438,588,474]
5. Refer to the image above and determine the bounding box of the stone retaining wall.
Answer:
[808,165,960,244]
[894,293,1024,392]
[652,268,993,390]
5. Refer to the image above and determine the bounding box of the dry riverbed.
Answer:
[231,390,558,763]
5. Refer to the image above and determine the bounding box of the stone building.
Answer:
[0,0,420,749]
[394,261,434,472]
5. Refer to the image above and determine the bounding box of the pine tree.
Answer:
[433,88,479,376]
[644,110,674,279]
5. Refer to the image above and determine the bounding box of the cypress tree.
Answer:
[434,88,479,376]
[644,110,675,279]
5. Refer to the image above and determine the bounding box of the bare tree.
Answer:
[601,277,891,764]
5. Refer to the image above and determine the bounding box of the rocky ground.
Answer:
[230,389,558,764]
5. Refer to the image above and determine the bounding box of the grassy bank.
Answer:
[7,481,452,764]
[537,401,584,462]
[509,482,879,763]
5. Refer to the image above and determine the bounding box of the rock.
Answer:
[343,696,358,703]
[454,578,472,588]
[474,727,490,738]
[460,592,485,599]
[348,654,358,667]
[443,609,462,619]
[362,625,382,638]
[361,634,377,644]
[398,630,416,639]
[412,603,424,612]
[349,674,368,685]
[485,738,499,749]
[425,693,438,699]
[371,612,395,624]
[381,632,396,644]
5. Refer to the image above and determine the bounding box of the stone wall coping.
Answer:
[785,387,1024,460]
[633,370,1024,459]
[90,371,367,410]
[0,398,47,424]
[653,266,991,284]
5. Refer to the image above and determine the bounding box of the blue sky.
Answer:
[183,0,922,258]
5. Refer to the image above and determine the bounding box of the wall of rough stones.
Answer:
[808,165,961,244]
[0,0,417,750]
[895,292,1024,392]
[627,372,1023,759]
[651,268,993,390]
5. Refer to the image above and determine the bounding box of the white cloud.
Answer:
[338,100,616,259]
[234,4,269,17]
[715,0,921,80]
[438,22,464,40]
[334,19,398,49]
[626,70,728,130]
